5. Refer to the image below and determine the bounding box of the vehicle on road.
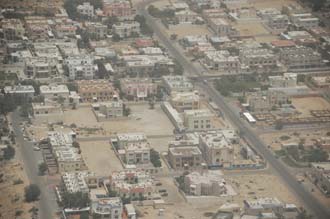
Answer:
[33,146,41,151]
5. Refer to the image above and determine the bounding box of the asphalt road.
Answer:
[136,1,330,218]
[11,110,58,219]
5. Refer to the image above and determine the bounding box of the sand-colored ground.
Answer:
[0,160,34,219]
[261,129,330,151]
[234,22,270,37]
[291,97,330,117]
[249,0,300,9]
[79,141,123,176]
[226,173,301,207]
[167,24,212,38]
[63,104,175,137]
[254,35,279,43]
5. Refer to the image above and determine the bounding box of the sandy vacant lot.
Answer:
[167,24,212,38]
[291,97,330,117]
[234,22,270,37]
[225,173,301,207]
[0,160,34,219]
[250,0,299,9]
[63,104,175,137]
[79,140,123,176]
[261,129,329,151]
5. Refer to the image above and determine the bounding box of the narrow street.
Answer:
[10,110,59,219]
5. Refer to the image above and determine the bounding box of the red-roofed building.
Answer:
[271,40,295,48]
[135,38,155,48]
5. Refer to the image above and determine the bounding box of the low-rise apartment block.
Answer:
[290,13,319,29]
[107,169,154,199]
[269,73,297,88]
[204,50,241,73]
[24,57,59,81]
[77,2,95,18]
[91,197,123,219]
[279,46,324,70]
[85,22,108,40]
[40,84,70,101]
[114,133,147,149]
[248,90,290,112]
[92,101,124,121]
[170,91,200,112]
[32,102,63,124]
[1,19,25,40]
[183,109,213,131]
[64,55,95,80]
[198,130,236,167]
[239,48,277,71]
[120,78,157,100]
[4,85,35,98]
[118,140,151,165]
[168,145,205,170]
[184,171,227,196]
[112,22,140,38]
[103,0,133,18]
[77,80,118,102]
[162,75,194,94]
[208,18,239,37]
[62,171,97,194]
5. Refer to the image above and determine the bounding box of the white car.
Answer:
[33,146,41,151]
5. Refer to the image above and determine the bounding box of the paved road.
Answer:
[11,111,58,219]
[136,1,330,218]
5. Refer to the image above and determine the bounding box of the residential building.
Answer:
[248,90,290,112]
[24,57,59,81]
[56,147,87,172]
[114,133,147,149]
[40,84,70,101]
[118,140,151,165]
[77,2,94,18]
[124,204,136,219]
[103,0,133,18]
[62,171,97,194]
[183,109,213,131]
[279,46,324,70]
[91,197,123,219]
[120,78,157,100]
[170,91,200,112]
[290,13,319,29]
[310,163,330,196]
[184,171,228,196]
[107,169,154,199]
[85,22,108,40]
[92,101,123,121]
[267,14,289,30]
[121,55,173,75]
[3,85,35,98]
[1,19,25,40]
[239,48,277,71]
[77,80,118,102]
[198,130,236,167]
[112,22,140,38]
[311,76,330,88]
[175,10,198,24]
[208,18,239,37]
[161,102,185,132]
[168,145,205,170]
[204,50,241,73]
[31,102,63,124]
[25,16,51,40]
[139,47,163,55]
[243,197,285,216]
[162,75,193,93]
[269,73,297,88]
[64,55,95,80]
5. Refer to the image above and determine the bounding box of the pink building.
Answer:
[120,78,157,101]
[103,0,134,18]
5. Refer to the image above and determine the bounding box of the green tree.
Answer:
[150,149,161,167]
[3,145,15,160]
[25,184,41,202]
[62,192,90,208]
[123,104,131,116]
[38,162,48,176]
[112,33,121,42]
